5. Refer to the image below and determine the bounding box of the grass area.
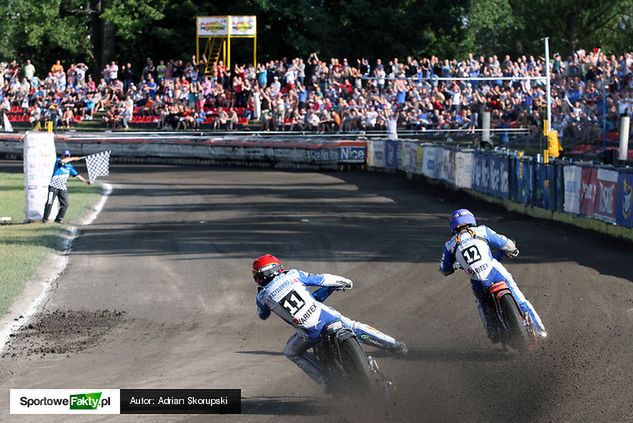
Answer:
[0,173,102,317]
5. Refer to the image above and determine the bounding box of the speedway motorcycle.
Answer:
[310,286,393,396]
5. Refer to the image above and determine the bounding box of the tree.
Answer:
[0,0,94,71]
[462,0,518,56]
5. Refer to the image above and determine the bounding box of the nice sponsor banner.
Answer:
[11,389,241,414]
[563,165,582,214]
[579,167,598,216]
[337,144,366,163]
[616,172,633,228]
[593,168,619,223]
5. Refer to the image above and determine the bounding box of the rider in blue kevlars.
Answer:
[439,209,547,342]
[253,254,408,385]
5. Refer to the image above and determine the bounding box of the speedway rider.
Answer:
[439,209,547,342]
[253,254,408,385]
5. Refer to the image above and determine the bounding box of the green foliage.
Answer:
[101,0,167,42]
[463,0,518,55]
[0,0,93,67]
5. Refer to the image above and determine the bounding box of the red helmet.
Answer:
[252,254,283,286]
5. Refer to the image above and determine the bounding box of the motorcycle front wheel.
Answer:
[339,337,378,392]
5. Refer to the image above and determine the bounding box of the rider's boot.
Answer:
[388,340,408,356]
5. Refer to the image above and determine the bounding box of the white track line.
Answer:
[0,183,112,354]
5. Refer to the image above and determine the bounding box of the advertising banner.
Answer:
[593,168,619,223]
[422,145,437,178]
[385,140,399,169]
[487,155,509,199]
[23,131,57,221]
[229,16,257,36]
[415,144,424,175]
[366,141,376,167]
[472,152,485,192]
[554,163,565,212]
[439,149,450,181]
[563,165,582,214]
[579,167,598,217]
[444,150,456,185]
[497,156,509,199]
[515,159,533,205]
[197,16,228,37]
[534,164,555,210]
[400,142,418,173]
[371,141,385,168]
[455,152,474,189]
[337,145,366,163]
[615,172,633,228]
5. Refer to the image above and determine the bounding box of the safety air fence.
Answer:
[366,140,633,231]
[0,132,631,234]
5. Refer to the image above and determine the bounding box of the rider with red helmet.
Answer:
[252,254,407,386]
[439,209,547,342]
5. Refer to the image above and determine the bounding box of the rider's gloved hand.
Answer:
[335,278,353,291]
[506,249,520,258]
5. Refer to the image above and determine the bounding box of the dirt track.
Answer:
[1,163,632,422]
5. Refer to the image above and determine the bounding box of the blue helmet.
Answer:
[450,209,476,233]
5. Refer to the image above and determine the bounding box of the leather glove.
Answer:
[506,249,520,258]
[335,278,353,291]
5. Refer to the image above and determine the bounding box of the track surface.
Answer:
[1,162,633,422]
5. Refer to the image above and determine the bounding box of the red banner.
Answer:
[593,169,619,222]
[579,167,598,216]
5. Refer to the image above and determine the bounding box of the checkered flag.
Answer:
[84,151,111,183]
[49,174,69,190]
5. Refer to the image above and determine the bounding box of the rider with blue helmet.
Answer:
[440,209,547,342]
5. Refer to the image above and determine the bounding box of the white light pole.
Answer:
[544,37,551,133]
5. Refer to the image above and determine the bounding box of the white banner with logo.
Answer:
[422,145,437,178]
[23,131,57,221]
[197,16,228,36]
[400,142,418,173]
[229,16,257,36]
[563,165,582,214]
[10,389,120,414]
[455,151,474,188]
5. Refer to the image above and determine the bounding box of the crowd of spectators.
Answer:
[0,49,632,143]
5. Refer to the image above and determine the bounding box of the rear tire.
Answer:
[339,337,377,391]
[499,293,530,351]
